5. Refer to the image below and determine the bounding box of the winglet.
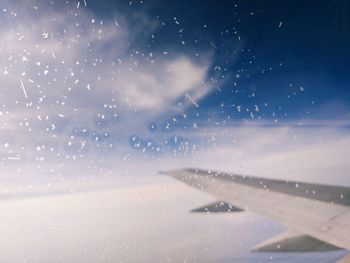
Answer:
[252,230,341,252]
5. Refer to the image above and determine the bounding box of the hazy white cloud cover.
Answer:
[0,175,347,263]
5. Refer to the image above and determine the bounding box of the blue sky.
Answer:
[82,0,350,152]
[0,0,349,178]
[85,0,350,121]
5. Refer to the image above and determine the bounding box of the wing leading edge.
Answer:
[164,168,350,260]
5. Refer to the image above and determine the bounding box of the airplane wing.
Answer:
[163,168,350,262]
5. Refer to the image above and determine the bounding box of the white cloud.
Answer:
[0,1,212,166]
[181,122,350,185]
[111,56,209,111]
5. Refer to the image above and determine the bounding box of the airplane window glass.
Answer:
[0,1,349,262]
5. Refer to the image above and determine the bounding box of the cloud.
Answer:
[0,1,212,167]
[178,121,350,185]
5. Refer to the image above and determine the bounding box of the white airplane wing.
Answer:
[164,168,350,262]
